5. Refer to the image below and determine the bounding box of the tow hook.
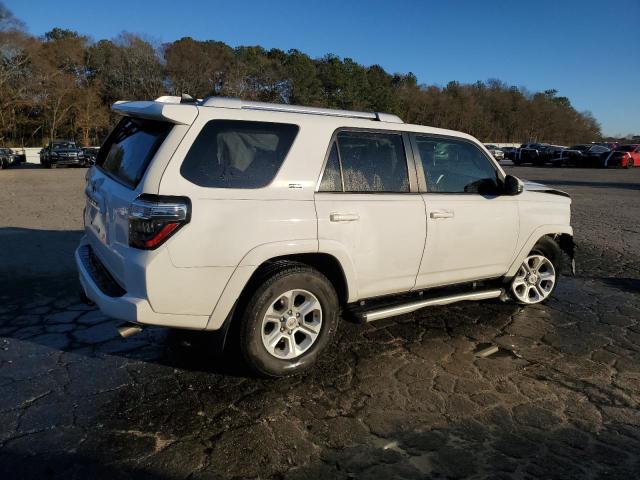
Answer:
[117,323,144,338]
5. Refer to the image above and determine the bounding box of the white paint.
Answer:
[76,98,573,331]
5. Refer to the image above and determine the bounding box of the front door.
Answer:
[411,134,519,288]
[315,130,426,300]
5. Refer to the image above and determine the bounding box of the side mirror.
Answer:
[503,175,523,195]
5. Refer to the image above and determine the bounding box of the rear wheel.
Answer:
[238,263,339,377]
[626,157,633,169]
[510,238,560,305]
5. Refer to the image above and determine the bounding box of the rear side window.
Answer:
[98,117,173,188]
[319,143,342,192]
[181,120,299,188]
[321,131,409,193]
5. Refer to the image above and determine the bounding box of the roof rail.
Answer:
[200,97,403,123]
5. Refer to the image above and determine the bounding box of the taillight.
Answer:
[128,194,191,250]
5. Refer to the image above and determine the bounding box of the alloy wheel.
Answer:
[260,289,323,359]
[511,254,556,304]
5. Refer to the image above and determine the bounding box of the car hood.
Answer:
[51,149,81,154]
[522,180,570,198]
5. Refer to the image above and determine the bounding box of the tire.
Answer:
[626,158,633,169]
[238,263,339,377]
[510,237,560,305]
[0,158,8,169]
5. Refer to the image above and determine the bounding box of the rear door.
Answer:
[84,117,173,285]
[411,134,519,288]
[314,130,426,300]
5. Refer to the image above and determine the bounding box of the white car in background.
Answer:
[76,96,575,377]
[484,144,505,161]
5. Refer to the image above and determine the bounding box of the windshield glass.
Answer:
[569,145,589,151]
[52,142,75,150]
[616,145,635,152]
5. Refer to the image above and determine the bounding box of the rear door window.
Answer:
[98,117,173,188]
[335,131,409,193]
[180,120,299,189]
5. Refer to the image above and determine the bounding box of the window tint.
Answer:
[336,131,409,193]
[415,136,499,194]
[181,120,298,189]
[319,143,342,191]
[98,117,173,188]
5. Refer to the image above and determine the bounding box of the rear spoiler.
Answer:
[111,100,198,125]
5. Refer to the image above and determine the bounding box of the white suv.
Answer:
[76,96,574,377]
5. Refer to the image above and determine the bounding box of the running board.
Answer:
[360,289,504,323]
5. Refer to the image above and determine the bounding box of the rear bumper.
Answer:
[75,237,209,330]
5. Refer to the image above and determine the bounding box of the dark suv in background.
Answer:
[40,140,86,168]
[0,147,15,169]
[550,144,611,167]
[514,144,566,166]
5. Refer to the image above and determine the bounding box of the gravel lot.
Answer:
[1,164,639,479]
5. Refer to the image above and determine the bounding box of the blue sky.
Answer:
[7,0,640,136]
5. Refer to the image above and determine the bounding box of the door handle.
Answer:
[330,213,360,222]
[430,210,454,219]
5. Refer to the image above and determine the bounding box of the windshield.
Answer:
[616,145,636,152]
[97,117,173,188]
[52,142,76,150]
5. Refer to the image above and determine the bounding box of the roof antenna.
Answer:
[180,93,196,104]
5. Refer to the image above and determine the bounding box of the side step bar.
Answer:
[360,289,504,323]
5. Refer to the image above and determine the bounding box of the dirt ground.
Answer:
[0,163,639,479]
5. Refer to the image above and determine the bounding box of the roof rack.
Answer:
[199,97,403,124]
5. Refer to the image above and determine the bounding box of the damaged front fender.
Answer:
[557,234,576,275]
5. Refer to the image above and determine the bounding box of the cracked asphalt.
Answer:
[1,164,639,479]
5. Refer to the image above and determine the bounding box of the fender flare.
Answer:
[205,239,358,330]
[505,225,573,277]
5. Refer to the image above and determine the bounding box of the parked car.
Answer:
[81,147,99,165]
[76,96,574,377]
[603,144,640,168]
[550,144,611,167]
[40,140,86,168]
[484,144,504,161]
[501,146,518,160]
[0,147,14,169]
[8,148,26,164]
[542,145,566,162]
[514,143,551,165]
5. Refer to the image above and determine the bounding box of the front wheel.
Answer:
[238,263,339,377]
[626,158,634,169]
[510,238,560,305]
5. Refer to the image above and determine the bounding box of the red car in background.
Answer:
[603,144,640,168]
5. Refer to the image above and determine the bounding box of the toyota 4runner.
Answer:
[76,96,575,377]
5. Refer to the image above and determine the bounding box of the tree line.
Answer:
[0,9,601,147]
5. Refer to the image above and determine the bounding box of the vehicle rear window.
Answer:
[97,117,173,188]
[180,120,299,189]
